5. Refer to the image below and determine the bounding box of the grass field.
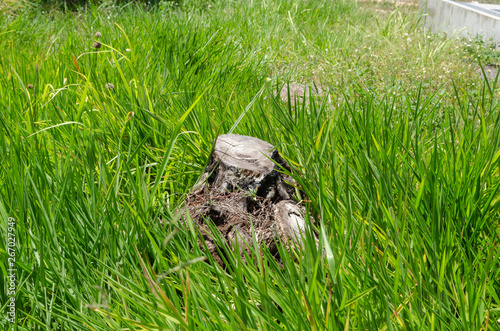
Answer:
[1,0,500,329]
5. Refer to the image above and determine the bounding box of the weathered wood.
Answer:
[204,134,294,200]
[186,134,308,266]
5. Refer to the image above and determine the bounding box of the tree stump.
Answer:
[278,83,323,106]
[185,134,307,266]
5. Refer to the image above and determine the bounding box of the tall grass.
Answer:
[1,0,499,329]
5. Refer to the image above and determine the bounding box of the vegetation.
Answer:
[1,0,500,329]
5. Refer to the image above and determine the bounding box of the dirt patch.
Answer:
[477,65,499,86]
[358,0,418,7]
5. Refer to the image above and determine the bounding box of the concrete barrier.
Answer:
[420,0,500,42]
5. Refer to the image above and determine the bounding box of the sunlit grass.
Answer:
[1,0,500,329]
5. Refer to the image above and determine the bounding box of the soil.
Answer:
[477,65,499,85]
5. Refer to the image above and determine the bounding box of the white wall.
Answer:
[420,0,500,42]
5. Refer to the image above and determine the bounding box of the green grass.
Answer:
[1,0,500,329]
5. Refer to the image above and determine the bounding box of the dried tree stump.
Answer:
[186,134,307,265]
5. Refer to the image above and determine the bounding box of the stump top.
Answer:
[214,134,276,174]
